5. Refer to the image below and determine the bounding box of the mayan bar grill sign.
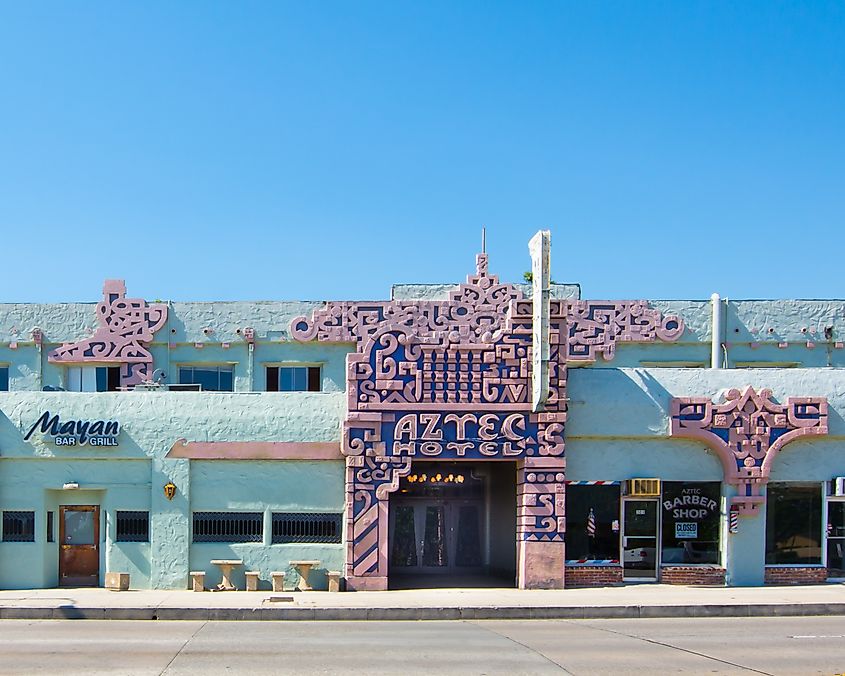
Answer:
[24,412,120,447]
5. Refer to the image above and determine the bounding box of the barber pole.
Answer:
[729,508,739,534]
[587,508,596,538]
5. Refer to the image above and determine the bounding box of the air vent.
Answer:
[625,478,661,497]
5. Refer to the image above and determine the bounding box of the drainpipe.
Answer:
[247,342,255,392]
[711,293,722,369]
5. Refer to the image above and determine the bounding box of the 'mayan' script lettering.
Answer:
[24,411,120,447]
[388,412,534,457]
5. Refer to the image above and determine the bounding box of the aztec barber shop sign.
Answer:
[24,412,121,447]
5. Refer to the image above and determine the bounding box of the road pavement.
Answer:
[1,616,845,675]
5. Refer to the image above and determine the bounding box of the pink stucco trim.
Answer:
[48,279,168,387]
[671,387,828,515]
[166,439,342,460]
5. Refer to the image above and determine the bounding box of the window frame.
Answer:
[265,364,322,392]
[192,511,263,543]
[2,510,36,542]
[0,364,9,391]
[825,483,845,579]
[271,512,343,544]
[65,365,122,392]
[659,481,722,566]
[765,481,825,567]
[564,482,621,565]
[115,510,150,543]
[177,364,236,392]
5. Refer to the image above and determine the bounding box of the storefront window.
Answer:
[660,482,721,564]
[565,484,620,561]
[827,500,845,577]
[766,483,822,565]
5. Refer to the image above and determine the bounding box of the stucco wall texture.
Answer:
[0,392,345,589]
[2,282,845,590]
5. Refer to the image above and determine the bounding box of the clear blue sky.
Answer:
[1,2,843,302]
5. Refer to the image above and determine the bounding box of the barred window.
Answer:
[193,512,262,543]
[3,511,35,542]
[116,511,149,542]
[272,513,342,544]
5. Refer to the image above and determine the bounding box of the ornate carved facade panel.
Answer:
[293,254,685,587]
[671,386,828,514]
[48,280,168,387]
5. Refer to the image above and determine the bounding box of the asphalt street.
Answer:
[1,616,844,675]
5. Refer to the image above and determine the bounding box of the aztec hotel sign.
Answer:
[385,412,540,457]
[24,411,121,447]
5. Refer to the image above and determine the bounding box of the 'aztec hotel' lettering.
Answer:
[390,412,531,456]
[23,412,120,447]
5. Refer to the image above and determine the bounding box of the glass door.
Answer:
[389,500,483,574]
[622,499,658,580]
[827,501,845,578]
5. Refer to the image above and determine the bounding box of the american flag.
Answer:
[587,508,596,538]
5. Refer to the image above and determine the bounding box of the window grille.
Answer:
[272,512,342,544]
[2,511,35,542]
[193,512,262,543]
[116,511,149,542]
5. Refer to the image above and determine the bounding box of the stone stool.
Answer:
[245,571,260,592]
[271,571,286,592]
[190,571,205,592]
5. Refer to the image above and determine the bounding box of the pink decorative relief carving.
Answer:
[566,301,684,362]
[671,387,828,514]
[292,254,684,588]
[49,280,167,387]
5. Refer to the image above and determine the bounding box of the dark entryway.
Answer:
[388,461,516,588]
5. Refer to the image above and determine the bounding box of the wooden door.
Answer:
[59,505,99,586]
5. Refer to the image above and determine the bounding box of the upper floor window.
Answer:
[0,366,8,391]
[266,366,321,392]
[178,365,234,392]
[66,366,121,392]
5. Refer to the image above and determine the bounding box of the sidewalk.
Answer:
[1,583,844,621]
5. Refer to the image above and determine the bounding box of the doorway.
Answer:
[389,499,484,574]
[622,499,659,580]
[59,505,100,587]
[387,461,515,588]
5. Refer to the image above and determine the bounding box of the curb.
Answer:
[2,603,845,621]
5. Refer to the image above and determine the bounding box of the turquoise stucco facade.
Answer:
[0,392,345,590]
[1,273,845,590]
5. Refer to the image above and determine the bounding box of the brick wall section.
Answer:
[565,566,623,587]
[764,567,828,585]
[660,566,726,585]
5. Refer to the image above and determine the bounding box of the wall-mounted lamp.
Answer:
[163,482,177,500]
[62,482,79,490]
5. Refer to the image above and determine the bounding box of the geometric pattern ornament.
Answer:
[292,254,686,586]
[48,279,168,388]
[671,386,828,515]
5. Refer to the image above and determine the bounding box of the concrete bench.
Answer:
[210,559,243,591]
[245,571,260,592]
[271,571,286,592]
[290,560,321,591]
[190,571,205,592]
[327,571,342,593]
